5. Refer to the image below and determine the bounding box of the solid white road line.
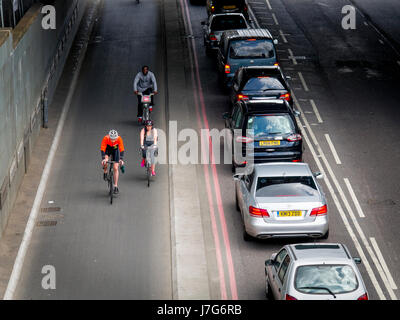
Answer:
[344,178,365,218]
[324,134,342,165]
[287,49,297,65]
[370,237,398,290]
[292,93,387,300]
[294,93,397,300]
[247,5,260,28]
[297,71,309,91]
[280,30,288,43]
[310,99,323,123]
[272,13,279,25]
[265,0,272,10]
[3,6,95,300]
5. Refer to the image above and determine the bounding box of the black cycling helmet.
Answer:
[144,119,153,127]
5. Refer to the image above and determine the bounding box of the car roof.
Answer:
[222,28,274,40]
[254,162,312,177]
[288,243,352,262]
[241,100,292,114]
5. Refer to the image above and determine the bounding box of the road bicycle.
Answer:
[105,160,124,204]
[137,92,154,123]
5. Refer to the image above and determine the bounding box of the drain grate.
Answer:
[37,220,57,227]
[41,207,61,213]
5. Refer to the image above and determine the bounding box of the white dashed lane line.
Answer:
[324,134,342,165]
[287,48,297,64]
[279,30,288,43]
[343,178,365,218]
[310,99,323,123]
[272,13,279,25]
[265,0,272,10]
[297,71,309,91]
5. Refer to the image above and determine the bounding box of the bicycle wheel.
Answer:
[143,107,149,122]
[109,170,114,204]
[147,163,151,187]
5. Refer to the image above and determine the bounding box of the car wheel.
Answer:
[320,229,329,240]
[243,229,252,242]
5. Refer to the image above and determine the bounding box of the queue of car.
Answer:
[200,0,368,300]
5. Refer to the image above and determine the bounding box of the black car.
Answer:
[223,100,303,168]
[206,0,249,20]
[229,66,293,106]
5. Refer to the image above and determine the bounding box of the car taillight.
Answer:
[225,64,231,74]
[209,33,217,41]
[310,204,327,216]
[274,62,279,66]
[249,206,269,218]
[237,94,249,101]
[244,5,248,11]
[357,293,368,300]
[287,134,302,142]
[211,5,215,12]
[279,93,291,101]
[285,294,297,300]
[292,159,301,162]
[235,136,253,143]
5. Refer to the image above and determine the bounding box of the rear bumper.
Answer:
[245,216,329,239]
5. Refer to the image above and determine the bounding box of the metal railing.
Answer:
[0,0,43,28]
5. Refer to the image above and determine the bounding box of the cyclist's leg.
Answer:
[113,149,120,188]
[137,94,143,118]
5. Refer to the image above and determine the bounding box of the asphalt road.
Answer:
[13,0,172,299]
[5,0,400,300]
[184,0,400,300]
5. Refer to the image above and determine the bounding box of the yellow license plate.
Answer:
[259,140,280,146]
[223,5,236,9]
[278,210,302,217]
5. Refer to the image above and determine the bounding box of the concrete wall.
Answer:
[0,0,87,238]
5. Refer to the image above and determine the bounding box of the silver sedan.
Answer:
[233,162,329,241]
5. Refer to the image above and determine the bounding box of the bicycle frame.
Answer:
[138,92,154,122]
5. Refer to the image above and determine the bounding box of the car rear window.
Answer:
[229,39,275,59]
[244,77,285,91]
[211,16,247,31]
[295,265,359,295]
[247,115,295,136]
[255,176,318,197]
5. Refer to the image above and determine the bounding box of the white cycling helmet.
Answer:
[109,129,119,140]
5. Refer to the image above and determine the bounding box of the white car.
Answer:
[234,162,329,241]
[265,243,369,300]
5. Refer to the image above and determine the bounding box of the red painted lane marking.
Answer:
[181,0,239,300]
[178,0,228,300]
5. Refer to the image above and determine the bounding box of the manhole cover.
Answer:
[41,207,61,213]
[36,220,57,227]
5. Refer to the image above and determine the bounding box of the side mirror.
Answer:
[265,259,273,267]
[354,257,362,264]
[222,112,231,120]
[286,76,292,81]
[201,21,206,26]
[293,110,301,117]
[313,172,324,179]
[273,39,279,45]
[233,174,243,181]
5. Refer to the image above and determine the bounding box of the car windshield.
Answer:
[244,77,285,91]
[247,115,294,136]
[211,16,247,31]
[229,39,275,59]
[256,176,318,197]
[295,265,359,294]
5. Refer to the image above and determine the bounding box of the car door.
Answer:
[239,173,253,218]
[276,254,291,300]
[268,248,287,299]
